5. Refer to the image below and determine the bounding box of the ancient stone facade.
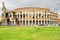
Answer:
[2,2,58,26]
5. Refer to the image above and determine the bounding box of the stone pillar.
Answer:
[28,12,29,25]
[25,20,26,26]
[19,12,20,26]
[44,13,45,25]
[35,10,36,25]
[41,11,42,25]
[38,10,39,25]
[5,20,7,25]
[46,13,47,19]
[25,11,26,26]
[14,20,16,25]
[49,13,50,25]
[22,11,23,25]
[19,12,20,21]
[18,21,20,26]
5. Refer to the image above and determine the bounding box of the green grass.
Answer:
[0,26,60,40]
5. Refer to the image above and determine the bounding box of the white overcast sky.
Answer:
[0,0,60,16]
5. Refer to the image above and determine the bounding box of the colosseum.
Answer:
[2,2,58,26]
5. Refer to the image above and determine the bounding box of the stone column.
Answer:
[41,11,42,25]
[19,12,20,21]
[38,10,39,25]
[49,13,50,25]
[35,10,36,25]
[5,19,7,25]
[25,11,26,26]
[22,11,23,25]
[46,14,48,25]
[43,13,45,25]
[14,20,16,25]
[28,12,29,25]
[19,12,20,26]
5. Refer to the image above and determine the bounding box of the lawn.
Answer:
[0,26,60,40]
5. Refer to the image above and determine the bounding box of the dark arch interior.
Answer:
[6,13,8,18]
[7,19,10,25]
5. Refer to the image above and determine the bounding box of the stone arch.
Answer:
[33,20,35,25]
[6,13,9,18]
[7,19,11,25]
[15,18,19,25]
[36,20,38,25]
[30,21,32,25]
[23,20,25,25]
[26,21,28,25]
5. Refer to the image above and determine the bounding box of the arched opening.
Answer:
[33,20,35,25]
[15,18,19,25]
[45,21,47,25]
[20,20,22,25]
[7,19,11,25]
[42,21,44,26]
[20,14,22,18]
[6,13,8,18]
[30,21,32,25]
[23,20,25,25]
[23,14,25,18]
[26,21,28,25]
[36,20,38,25]
[13,12,16,18]
[39,21,41,25]
[48,21,49,24]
